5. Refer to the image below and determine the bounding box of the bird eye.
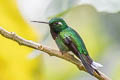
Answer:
[52,22,62,26]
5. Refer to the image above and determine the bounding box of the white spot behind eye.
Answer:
[58,22,62,25]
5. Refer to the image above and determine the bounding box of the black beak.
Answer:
[31,21,49,24]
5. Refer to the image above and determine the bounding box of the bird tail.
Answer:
[91,61,103,69]
[77,53,103,75]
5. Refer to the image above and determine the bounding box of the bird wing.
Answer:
[59,32,95,75]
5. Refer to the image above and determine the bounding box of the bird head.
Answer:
[32,17,68,33]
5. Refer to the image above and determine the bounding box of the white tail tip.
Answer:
[91,61,103,69]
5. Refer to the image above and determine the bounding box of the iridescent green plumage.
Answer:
[32,17,103,75]
[49,18,103,75]
[57,27,88,55]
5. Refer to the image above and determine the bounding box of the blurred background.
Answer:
[0,0,120,80]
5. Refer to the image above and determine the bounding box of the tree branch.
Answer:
[0,27,111,80]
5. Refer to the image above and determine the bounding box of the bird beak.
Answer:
[31,21,49,24]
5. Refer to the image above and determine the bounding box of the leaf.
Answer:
[0,0,43,80]
[62,5,111,58]
[79,0,120,13]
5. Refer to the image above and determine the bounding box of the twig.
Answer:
[0,27,111,80]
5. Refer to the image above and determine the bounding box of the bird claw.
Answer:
[60,51,68,55]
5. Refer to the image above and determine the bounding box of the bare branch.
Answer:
[0,27,111,80]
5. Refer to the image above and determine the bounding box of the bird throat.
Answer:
[50,28,60,40]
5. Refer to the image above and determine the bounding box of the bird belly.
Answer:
[55,37,69,52]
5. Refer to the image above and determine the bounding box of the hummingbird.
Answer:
[32,17,103,75]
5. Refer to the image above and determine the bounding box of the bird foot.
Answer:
[60,51,68,55]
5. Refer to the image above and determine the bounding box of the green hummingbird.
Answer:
[32,17,103,75]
